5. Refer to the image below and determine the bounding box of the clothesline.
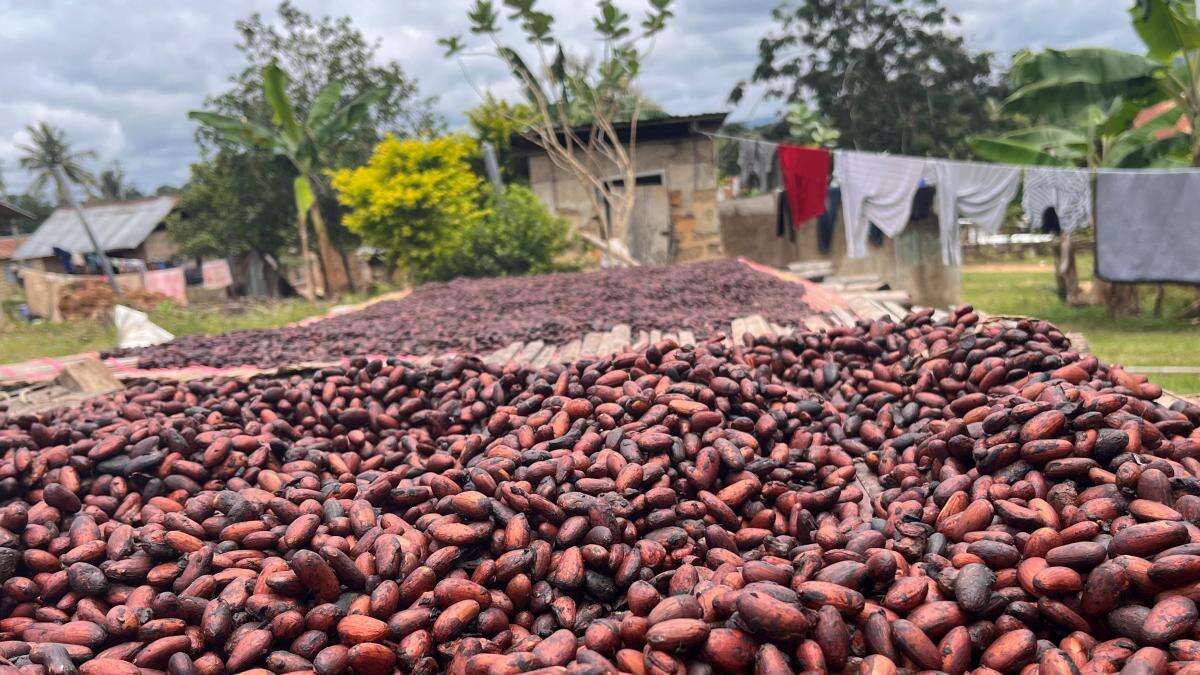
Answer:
[702,131,1200,175]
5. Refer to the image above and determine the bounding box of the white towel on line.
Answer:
[834,150,929,259]
[1022,167,1092,234]
[931,162,1022,266]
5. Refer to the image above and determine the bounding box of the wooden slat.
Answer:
[742,314,771,338]
[882,301,909,319]
[486,341,524,364]
[611,324,632,351]
[831,306,858,326]
[635,330,650,349]
[803,316,831,332]
[514,340,545,363]
[730,318,747,343]
[556,339,581,364]
[649,330,662,344]
[531,343,557,368]
[581,332,605,357]
[678,330,696,346]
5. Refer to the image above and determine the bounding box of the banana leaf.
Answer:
[1004,48,1161,122]
[1132,0,1200,63]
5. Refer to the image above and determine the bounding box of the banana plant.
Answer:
[1131,0,1200,164]
[189,63,385,296]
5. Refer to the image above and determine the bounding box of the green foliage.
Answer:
[446,1,672,127]
[97,162,143,201]
[466,94,535,180]
[168,150,296,259]
[1002,48,1161,123]
[17,122,97,204]
[785,103,840,147]
[0,192,52,236]
[201,2,441,165]
[330,135,487,277]
[734,0,1007,157]
[972,44,1192,169]
[1132,0,1200,62]
[425,184,574,281]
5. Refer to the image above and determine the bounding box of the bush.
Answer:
[330,134,485,276]
[426,184,574,281]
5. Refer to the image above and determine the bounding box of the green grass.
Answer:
[0,298,336,364]
[962,255,1200,395]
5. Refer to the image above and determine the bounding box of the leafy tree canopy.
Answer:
[733,0,1008,157]
[168,151,296,260]
[202,1,443,169]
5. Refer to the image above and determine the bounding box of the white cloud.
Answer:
[0,0,1143,193]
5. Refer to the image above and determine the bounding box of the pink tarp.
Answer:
[142,268,187,305]
[201,259,233,289]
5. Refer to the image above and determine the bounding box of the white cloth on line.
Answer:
[1022,167,1092,234]
[930,161,1021,266]
[834,150,930,258]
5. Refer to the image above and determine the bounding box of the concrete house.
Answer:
[512,113,727,265]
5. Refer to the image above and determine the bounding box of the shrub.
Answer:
[330,134,485,276]
[426,184,574,281]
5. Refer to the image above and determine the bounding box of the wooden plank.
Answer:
[649,329,662,344]
[831,306,858,326]
[597,328,622,357]
[581,332,605,357]
[802,316,830,332]
[662,333,678,346]
[514,340,545,364]
[556,339,581,364]
[635,330,650,349]
[531,343,557,368]
[882,301,909,319]
[54,358,123,396]
[742,314,771,338]
[843,290,911,303]
[486,341,524,364]
[730,318,747,343]
[678,330,696,346]
[611,324,632,350]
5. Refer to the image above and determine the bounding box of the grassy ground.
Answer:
[962,254,1200,394]
[0,297,340,364]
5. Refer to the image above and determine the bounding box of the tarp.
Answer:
[143,268,188,305]
[201,259,233,289]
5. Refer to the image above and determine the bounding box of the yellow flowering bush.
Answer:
[330,134,486,277]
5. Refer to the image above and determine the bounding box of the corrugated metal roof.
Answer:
[14,196,178,260]
[0,200,32,220]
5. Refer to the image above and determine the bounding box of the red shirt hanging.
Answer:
[778,144,831,227]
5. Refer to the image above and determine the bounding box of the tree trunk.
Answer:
[308,202,350,296]
[295,212,316,302]
[1052,232,1085,305]
[1095,279,1140,318]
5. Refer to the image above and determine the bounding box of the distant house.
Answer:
[511,112,728,265]
[13,195,179,271]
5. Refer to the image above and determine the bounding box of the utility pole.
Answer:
[54,165,119,294]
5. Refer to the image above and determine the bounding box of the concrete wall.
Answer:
[528,136,723,263]
[718,192,961,308]
[136,228,178,263]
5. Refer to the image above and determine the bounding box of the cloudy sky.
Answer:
[0,1,1142,194]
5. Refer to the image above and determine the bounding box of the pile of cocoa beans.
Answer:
[6,305,1200,674]
[110,259,818,370]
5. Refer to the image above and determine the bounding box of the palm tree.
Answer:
[17,122,96,205]
[190,63,384,297]
[97,162,142,201]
